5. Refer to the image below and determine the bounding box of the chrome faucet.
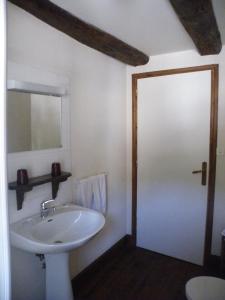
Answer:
[40,199,56,219]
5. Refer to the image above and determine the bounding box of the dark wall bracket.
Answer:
[8,171,71,210]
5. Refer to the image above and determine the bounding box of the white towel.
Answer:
[91,174,106,214]
[75,174,107,214]
[75,177,93,209]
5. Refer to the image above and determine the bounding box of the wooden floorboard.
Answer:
[72,246,220,300]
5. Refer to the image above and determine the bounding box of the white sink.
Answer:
[10,204,105,254]
[10,204,105,300]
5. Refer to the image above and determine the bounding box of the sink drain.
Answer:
[54,240,63,244]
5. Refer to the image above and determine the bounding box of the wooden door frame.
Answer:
[132,64,219,266]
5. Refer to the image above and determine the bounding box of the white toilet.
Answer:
[186,276,225,300]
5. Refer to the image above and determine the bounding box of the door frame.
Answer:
[132,64,219,266]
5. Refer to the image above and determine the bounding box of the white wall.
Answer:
[126,48,225,256]
[8,2,127,300]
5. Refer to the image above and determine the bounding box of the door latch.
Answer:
[192,161,207,186]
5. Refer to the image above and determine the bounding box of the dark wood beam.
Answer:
[169,0,222,55]
[8,0,149,66]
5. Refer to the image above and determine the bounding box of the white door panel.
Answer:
[137,71,211,265]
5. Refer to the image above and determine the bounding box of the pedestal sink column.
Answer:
[45,253,74,300]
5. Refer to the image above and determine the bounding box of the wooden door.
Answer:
[132,66,218,265]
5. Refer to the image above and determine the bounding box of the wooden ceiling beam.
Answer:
[8,0,149,66]
[169,0,222,55]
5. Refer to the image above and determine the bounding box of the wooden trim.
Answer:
[132,64,219,80]
[8,0,149,66]
[72,235,132,282]
[132,76,138,246]
[132,65,219,266]
[204,64,219,265]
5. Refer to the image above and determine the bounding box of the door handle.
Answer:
[192,161,207,186]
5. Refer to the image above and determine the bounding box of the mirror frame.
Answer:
[7,80,66,96]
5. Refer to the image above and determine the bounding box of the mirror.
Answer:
[7,91,62,153]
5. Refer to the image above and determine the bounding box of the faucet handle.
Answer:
[41,199,55,210]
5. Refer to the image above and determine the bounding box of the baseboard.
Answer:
[72,234,132,283]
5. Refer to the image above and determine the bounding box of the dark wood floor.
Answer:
[72,246,220,300]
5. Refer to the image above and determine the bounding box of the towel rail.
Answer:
[75,172,107,182]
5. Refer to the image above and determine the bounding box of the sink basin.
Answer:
[10,204,105,254]
[10,204,105,300]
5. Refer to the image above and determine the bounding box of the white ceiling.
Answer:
[51,0,225,57]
